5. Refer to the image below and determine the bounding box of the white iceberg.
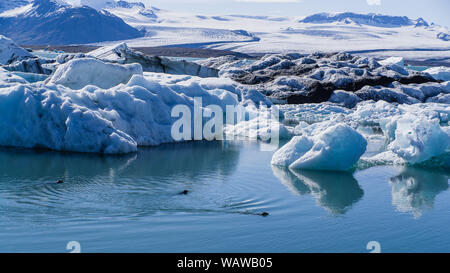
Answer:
[278,100,449,168]
[88,43,218,77]
[424,66,450,82]
[272,124,367,171]
[88,43,130,62]
[47,58,143,90]
[385,113,450,164]
[0,73,246,154]
[0,59,283,154]
[0,35,34,65]
[379,57,404,67]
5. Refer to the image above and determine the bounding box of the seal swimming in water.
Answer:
[179,190,189,195]
[56,180,64,184]
[260,212,269,217]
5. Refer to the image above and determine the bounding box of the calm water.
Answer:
[0,141,449,253]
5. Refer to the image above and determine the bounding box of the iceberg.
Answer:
[0,35,34,65]
[0,55,280,154]
[47,58,143,90]
[272,124,367,171]
[89,43,219,78]
[277,100,449,169]
[0,72,247,154]
[385,113,450,164]
[379,57,404,67]
[424,67,450,82]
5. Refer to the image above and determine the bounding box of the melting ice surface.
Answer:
[0,141,449,253]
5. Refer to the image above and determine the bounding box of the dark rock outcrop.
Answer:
[206,52,439,104]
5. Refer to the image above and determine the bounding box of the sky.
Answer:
[134,0,450,27]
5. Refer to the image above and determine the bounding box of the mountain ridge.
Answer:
[0,0,144,45]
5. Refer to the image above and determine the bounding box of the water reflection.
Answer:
[390,167,450,218]
[0,141,240,180]
[272,166,364,215]
[0,141,241,219]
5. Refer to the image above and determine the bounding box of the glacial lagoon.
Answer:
[0,141,449,253]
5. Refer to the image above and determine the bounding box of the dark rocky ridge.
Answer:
[203,52,439,104]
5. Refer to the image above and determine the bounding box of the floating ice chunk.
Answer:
[387,114,450,164]
[225,118,292,141]
[424,66,450,82]
[0,73,253,154]
[359,151,407,168]
[329,90,362,108]
[280,103,351,124]
[225,103,292,141]
[379,57,404,67]
[47,58,143,89]
[271,136,314,166]
[272,124,367,171]
[89,43,218,77]
[290,124,367,171]
[0,35,34,65]
[88,43,129,62]
[0,83,138,154]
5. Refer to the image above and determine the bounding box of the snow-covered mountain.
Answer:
[105,0,144,9]
[0,0,448,61]
[78,1,447,62]
[0,0,30,13]
[103,0,158,22]
[0,0,144,45]
[298,12,414,27]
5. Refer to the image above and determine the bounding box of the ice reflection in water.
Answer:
[272,166,363,215]
[389,167,449,218]
[0,141,241,220]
